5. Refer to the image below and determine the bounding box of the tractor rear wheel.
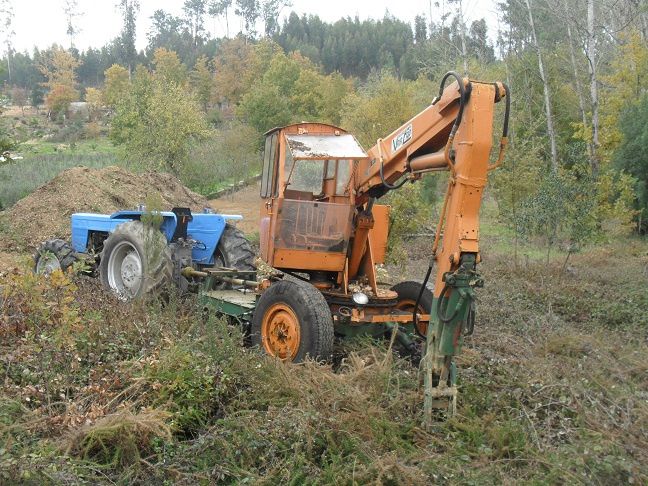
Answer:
[251,280,334,362]
[212,224,256,289]
[213,224,256,271]
[99,221,172,301]
[391,280,433,338]
[34,239,78,275]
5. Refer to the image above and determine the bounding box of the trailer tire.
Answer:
[251,280,334,363]
[391,280,433,338]
[34,239,78,275]
[99,221,172,301]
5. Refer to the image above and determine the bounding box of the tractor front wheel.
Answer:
[251,280,334,362]
[99,221,172,301]
[34,239,79,275]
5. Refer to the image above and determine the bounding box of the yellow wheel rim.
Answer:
[261,303,301,360]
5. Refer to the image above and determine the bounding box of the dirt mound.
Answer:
[2,166,211,249]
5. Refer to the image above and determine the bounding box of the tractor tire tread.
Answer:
[216,224,256,271]
[34,239,78,272]
[251,280,334,362]
[99,221,173,300]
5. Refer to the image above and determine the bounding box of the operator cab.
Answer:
[259,123,368,275]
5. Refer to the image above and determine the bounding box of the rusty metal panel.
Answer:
[369,204,390,264]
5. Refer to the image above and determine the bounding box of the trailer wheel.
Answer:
[99,221,172,301]
[391,281,433,338]
[34,239,78,275]
[251,280,334,362]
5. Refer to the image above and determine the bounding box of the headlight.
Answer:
[352,292,369,305]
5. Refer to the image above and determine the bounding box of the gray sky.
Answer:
[9,0,499,53]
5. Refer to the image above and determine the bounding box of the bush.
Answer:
[178,121,260,195]
[110,73,209,175]
[384,182,433,264]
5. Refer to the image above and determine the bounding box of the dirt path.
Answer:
[209,182,261,235]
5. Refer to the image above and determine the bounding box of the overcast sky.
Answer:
[8,0,500,53]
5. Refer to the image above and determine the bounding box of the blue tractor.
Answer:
[34,207,255,300]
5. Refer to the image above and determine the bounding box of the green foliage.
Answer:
[178,121,259,195]
[614,94,648,229]
[0,118,17,164]
[0,151,118,209]
[341,71,415,148]
[385,183,432,264]
[189,55,213,111]
[103,64,130,108]
[238,51,349,134]
[152,47,187,86]
[514,167,598,261]
[110,65,209,174]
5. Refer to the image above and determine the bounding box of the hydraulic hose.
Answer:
[412,265,433,336]
[379,155,409,190]
[436,283,463,324]
[434,71,468,142]
[501,82,511,137]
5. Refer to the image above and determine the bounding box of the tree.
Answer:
[190,55,213,111]
[524,0,559,172]
[212,37,256,105]
[85,87,103,120]
[341,72,415,148]
[585,0,600,176]
[10,86,28,114]
[209,0,232,38]
[414,15,427,44]
[0,0,15,82]
[39,46,81,90]
[183,0,207,48]
[236,0,260,38]
[614,95,648,230]
[152,48,187,86]
[103,64,130,108]
[39,46,81,116]
[110,70,209,174]
[147,9,193,61]
[117,0,140,76]
[63,0,83,48]
[46,84,77,118]
[261,0,291,37]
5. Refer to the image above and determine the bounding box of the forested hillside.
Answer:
[2,0,647,243]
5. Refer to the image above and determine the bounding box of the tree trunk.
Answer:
[586,0,600,177]
[458,0,468,74]
[525,0,559,172]
[563,0,593,162]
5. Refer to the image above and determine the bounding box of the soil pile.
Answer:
[2,166,211,249]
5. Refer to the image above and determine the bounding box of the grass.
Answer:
[0,235,646,484]
[20,138,119,156]
[0,150,120,210]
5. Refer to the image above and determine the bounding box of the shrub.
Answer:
[178,121,260,195]
[110,72,209,175]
